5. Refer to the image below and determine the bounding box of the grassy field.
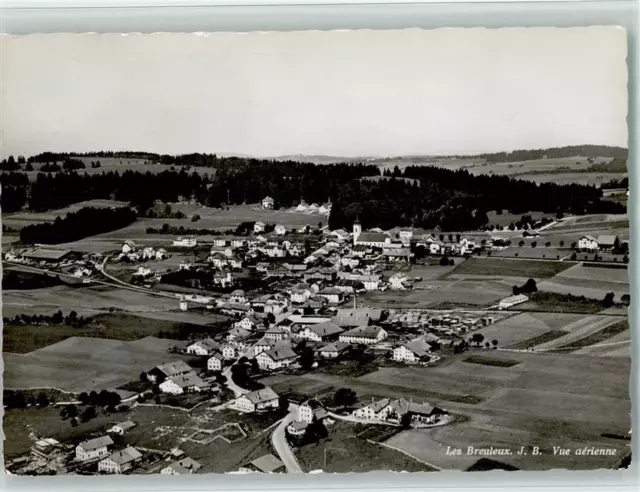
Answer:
[360,278,512,309]
[3,335,197,393]
[295,421,436,472]
[507,330,569,350]
[528,315,622,351]
[2,284,225,325]
[447,257,573,280]
[472,313,558,348]
[554,320,629,351]
[2,312,216,354]
[536,275,629,302]
[516,292,613,314]
[381,348,630,471]
[1,199,131,230]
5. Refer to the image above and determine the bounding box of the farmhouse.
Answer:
[173,236,197,248]
[76,436,114,461]
[332,307,383,328]
[229,289,249,304]
[252,337,273,356]
[578,235,599,251]
[498,294,529,309]
[108,421,136,435]
[265,326,287,341]
[159,372,209,395]
[256,347,298,370]
[354,398,447,425]
[234,386,280,413]
[298,321,344,342]
[262,196,275,209]
[98,446,142,474]
[298,400,328,423]
[186,338,220,356]
[234,314,263,331]
[319,341,351,359]
[226,327,253,343]
[389,272,412,290]
[161,457,202,475]
[254,221,266,233]
[383,249,414,263]
[317,287,344,304]
[147,360,193,383]
[122,240,136,254]
[238,454,285,473]
[597,234,620,251]
[393,338,434,364]
[339,325,388,345]
[207,353,224,372]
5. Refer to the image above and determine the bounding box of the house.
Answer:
[186,338,220,356]
[332,307,383,328]
[429,241,444,255]
[303,267,337,283]
[578,235,599,251]
[353,398,392,420]
[339,325,388,345]
[229,289,248,304]
[207,352,224,372]
[298,321,344,342]
[122,240,136,254]
[383,249,414,263]
[98,446,142,474]
[222,344,236,359]
[317,287,344,304]
[226,326,253,343]
[173,236,197,248]
[597,234,619,251]
[256,346,298,370]
[234,386,280,412]
[108,421,136,435]
[159,372,209,395]
[161,457,202,475]
[354,398,447,425]
[286,420,309,437]
[253,336,273,356]
[319,341,351,359]
[298,400,329,423]
[31,438,62,459]
[389,272,412,290]
[234,313,262,331]
[265,326,287,341]
[254,221,266,234]
[290,284,314,304]
[262,196,275,209]
[329,229,350,241]
[75,435,114,461]
[393,338,434,363]
[238,454,285,473]
[274,225,287,235]
[498,294,529,309]
[147,360,193,383]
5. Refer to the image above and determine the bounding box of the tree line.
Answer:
[20,206,137,244]
[474,145,627,163]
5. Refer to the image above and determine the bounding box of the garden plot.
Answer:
[185,423,247,445]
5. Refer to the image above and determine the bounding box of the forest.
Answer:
[1,147,626,233]
[475,145,628,163]
[19,207,137,244]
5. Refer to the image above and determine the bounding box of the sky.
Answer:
[0,27,628,158]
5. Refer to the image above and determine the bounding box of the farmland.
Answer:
[472,313,567,348]
[447,257,573,280]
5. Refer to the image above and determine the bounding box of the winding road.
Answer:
[271,405,302,473]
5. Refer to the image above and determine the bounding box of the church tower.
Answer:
[353,217,362,245]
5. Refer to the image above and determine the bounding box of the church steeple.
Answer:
[353,216,362,245]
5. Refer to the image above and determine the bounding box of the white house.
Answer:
[159,372,208,395]
[298,321,344,342]
[147,360,193,383]
[235,314,262,331]
[262,196,275,209]
[234,386,280,413]
[222,344,236,359]
[498,294,529,309]
[108,421,136,435]
[173,236,197,248]
[254,221,266,234]
[429,241,444,255]
[76,436,114,461]
[339,325,388,345]
[186,338,219,356]
[317,287,344,304]
[256,347,298,371]
[298,400,328,423]
[161,457,202,475]
[253,337,273,356]
[389,273,412,290]
[274,225,287,235]
[122,240,136,254]
[207,353,224,372]
[578,235,599,251]
[393,338,434,364]
[319,341,351,359]
[286,420,309,437]
[265,326,287,341]
[98,446,142,474]
[229,289,248,305]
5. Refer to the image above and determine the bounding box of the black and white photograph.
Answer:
[0,27,631,475]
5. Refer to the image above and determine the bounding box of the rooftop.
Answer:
[106,446,142,466]
[78,435,114,451]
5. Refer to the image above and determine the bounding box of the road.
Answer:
[223,361,251,398]
[271,404,302,473]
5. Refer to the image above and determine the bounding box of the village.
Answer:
[2,193,632,475]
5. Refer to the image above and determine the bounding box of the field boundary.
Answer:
[367,439,442,471]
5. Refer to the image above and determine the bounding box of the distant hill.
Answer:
[473,145,627,163]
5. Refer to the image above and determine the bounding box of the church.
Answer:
[352,219,402,249]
